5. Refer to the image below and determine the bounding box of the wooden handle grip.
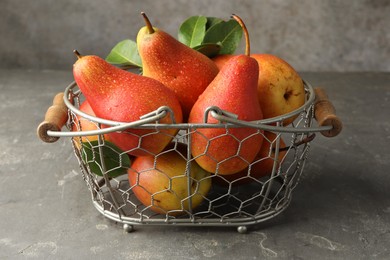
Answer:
[37,92,68,143]
[314,87,342,137]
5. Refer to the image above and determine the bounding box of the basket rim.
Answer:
[60,79,318,136]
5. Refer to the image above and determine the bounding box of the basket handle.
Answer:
[314,87,342,137]
[37,92,69,143]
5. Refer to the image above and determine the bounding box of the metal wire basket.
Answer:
[37,80,342,233]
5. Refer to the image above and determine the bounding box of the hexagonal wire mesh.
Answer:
[63,80,318,229]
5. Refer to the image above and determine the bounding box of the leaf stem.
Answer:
[141,12,155,34]
[231,14,250,56]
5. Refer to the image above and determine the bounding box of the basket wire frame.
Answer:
[65,81,317,230]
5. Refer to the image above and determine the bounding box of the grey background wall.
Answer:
[0,0,389,72]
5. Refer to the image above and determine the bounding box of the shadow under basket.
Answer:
[37,80,342,233]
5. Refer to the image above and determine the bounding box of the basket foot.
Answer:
[123,224,134,233]
[237,226,248,234]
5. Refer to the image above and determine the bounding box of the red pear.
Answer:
[213,53,306,126]
[137,13,219,120]
[213,131,287,186]
[188,15,264,175]
[72,51,183,157]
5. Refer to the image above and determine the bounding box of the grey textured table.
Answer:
[1,70,389,259]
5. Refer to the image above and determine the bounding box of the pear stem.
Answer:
[73,49,82,59]
[232,14,250,56]
[141,12,155,34]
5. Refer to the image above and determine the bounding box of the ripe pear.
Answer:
[188,15,264,175]
[136,12,219,120]
[213,53,305,125]
[128,143,211,216]
[72,50,183,157]
[252,54,305,125]
[71,100,110,150]
[213,131,287,186]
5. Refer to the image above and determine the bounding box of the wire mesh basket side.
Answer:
[64,88,315,226]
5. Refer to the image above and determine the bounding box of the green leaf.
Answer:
[81,140,131,178]
[178,16,207,48]
[106,39,142,68]
[203,19,243,55]
[205,17,224,31]
[193,43,222,58]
